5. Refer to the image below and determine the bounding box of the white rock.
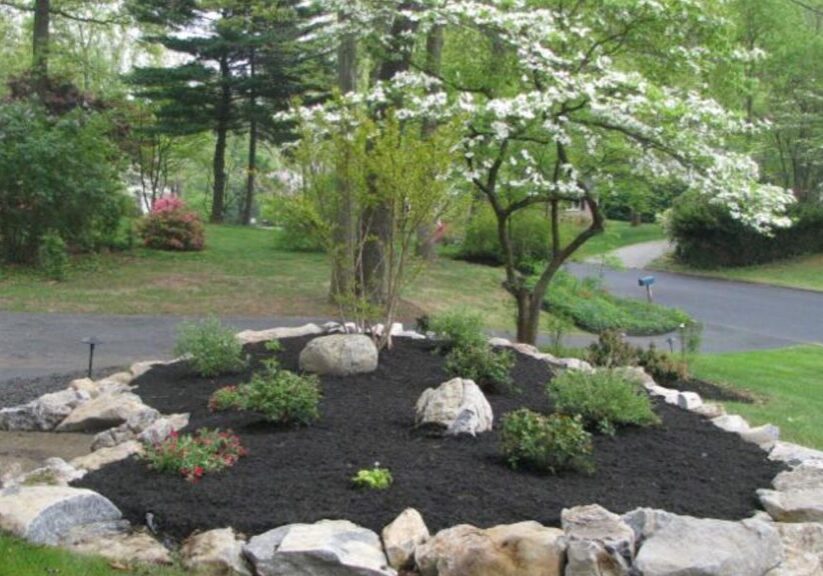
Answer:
[130,360,162,379]
[415,378,493,436]
[0,461,23,488]
[138,413,190,445]
[70,378,101,398]
[20,458,85,486]
[181,527,252,575]
[692,402,727,419]
[759,489,823,523]
[773,462,823,492]
[740,424,781,451]
[299,334,379,376]
[0,389,90,431]
[236,323,324,345]
[563,504,635,576]
[389,323,404,336]
[0,485,122,545]
[415,522,565,576]
[624,508,783,576]
[397,330,426,340]
[770,442,823,467]
[244,519,394,576]
[382,508,429,570]
[677,391,703,411]
[56,392,149,432]
[766,523,823,576]
[711,414,751,434]
[67,530,173,565]
[488,337,512,347]
[71,441,143,472]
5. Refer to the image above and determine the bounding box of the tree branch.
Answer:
[0,0,128,26]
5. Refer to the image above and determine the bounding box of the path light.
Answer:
[666,337,676,354]
[82,337,100,378]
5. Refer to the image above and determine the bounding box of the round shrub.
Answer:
[445,344,516,394]
[137,197,205,251]
[547,369,660,434]
[458,205,551,268]
[429,309,487,349]
[243,370,321,426]
[174,317,246,377]
[500,409,594,475]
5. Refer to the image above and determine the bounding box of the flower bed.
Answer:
[74,335,782,541]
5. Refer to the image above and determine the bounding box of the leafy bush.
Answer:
[587,331,689,384]
[637,346,688,383]
[458,205,551,268]
[137,197,205,251]
[445,344,516,394]
[243,369,321,426]
[0,101,128,264]
[500,409,594,474]
[208,385,245,412]
[141,428,247,482]
[38,232,69,281]
[547,370,660,434]
[263,194,326,253]
[545,272,691,335]
[175,317,246,377]
[352,463,393,490]
[429,309,487,349]
[667,192,823,268]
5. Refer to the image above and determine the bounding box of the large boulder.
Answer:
[766,522,823,576]
[773,462,823,492]
[759,489,823,523]
[56,392,150,433]
[624,508,783,576]
[414,522,565,576]
[298,335,379,376]
[237,323,324,345]
[0,485,122,545]
[770,442,823,467]
[244,519,394,576]
[91,407,162,450]
[138,413,190,445]
[382,508,430,570]
[181,527,252,575]
[71,441,143,473]
[415,378,493,436]
[563,504,635,576]
[0,389,90,431]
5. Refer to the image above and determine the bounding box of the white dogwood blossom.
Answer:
[291,0,794,232]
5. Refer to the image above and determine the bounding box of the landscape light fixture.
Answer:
[82,336,100,378]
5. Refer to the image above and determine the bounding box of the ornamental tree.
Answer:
[295,0,795,344]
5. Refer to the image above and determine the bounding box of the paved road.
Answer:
[567,262,823,353]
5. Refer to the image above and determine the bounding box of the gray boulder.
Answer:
[415,378,493,436]
[244,519,394,576]
[0,485,122,545]
[770,442,823,466]
[181,527,252,575]
[298,335,379,376]
[237,323,324,345]
[382,508,429,570]
[563,504,635,576]
[56,392,150,432]
[624,508,783,576]
[0,389,90,431]
[759,489,823,523]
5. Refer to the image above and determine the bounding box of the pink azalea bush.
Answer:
[141,428,247,482]
[137,197,205,251]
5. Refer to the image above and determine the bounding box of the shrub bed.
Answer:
[137,198,205,252]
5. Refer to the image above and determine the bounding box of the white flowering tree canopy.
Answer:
[293,0,794,233]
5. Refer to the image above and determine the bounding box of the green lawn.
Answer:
[690,345,823,449]
[572,221,665,261]
[0,534,185,576]
[653,252,823,292]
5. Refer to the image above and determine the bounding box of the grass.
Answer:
[571,220,665,261]
[0,225,523,330]
[653,252,823,292]
[690,345,823,450]
[0,534,186,576]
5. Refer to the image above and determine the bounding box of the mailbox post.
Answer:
[638,276,656,303]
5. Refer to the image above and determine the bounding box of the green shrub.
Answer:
[0,100,127,264]
[175,317,246,377]
[264,194,326,253]
[500,409,594,474]
[667,192,823,268]
[547,370,660,434]
[445,344,516,394]
[37,231,69,281]
[141,428,247,483]
[587,330,638,368]
[429,309,487,349]
[637,346,688,384]
[458,205,551,269]
[352,464,393,490]
[243,369,321,426]
[545,272,691,335]
[137,198,205,252]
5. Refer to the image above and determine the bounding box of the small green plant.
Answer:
[547,369,660,434]
[637,345,688,384]
[175,317,246,377]
[141,428,247,482]
[429,309,487,349]
[208,385,245,412]
[352,463,393,490]
[244,369,321,426]
[544,314,574,354]
[445,344,516,394]
[38,231,69,281]
[587,330,637,368]
[500,409,594,475]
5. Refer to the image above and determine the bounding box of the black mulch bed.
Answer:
[75,336,783,541]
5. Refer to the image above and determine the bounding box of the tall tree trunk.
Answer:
[211,55,232,224]
[242,49,257,226]
[416,24,445,262]
[33,0,50,89]
[329,29,358,302]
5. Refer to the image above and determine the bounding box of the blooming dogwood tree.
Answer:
[295,0,795,344]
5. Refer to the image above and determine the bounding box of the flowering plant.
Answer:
[138,197,205,251]
[141,428,247,482]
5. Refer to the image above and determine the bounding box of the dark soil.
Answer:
[76,336,783,541]
[670,377,756,404]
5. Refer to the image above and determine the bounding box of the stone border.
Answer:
[0,323,821,575]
